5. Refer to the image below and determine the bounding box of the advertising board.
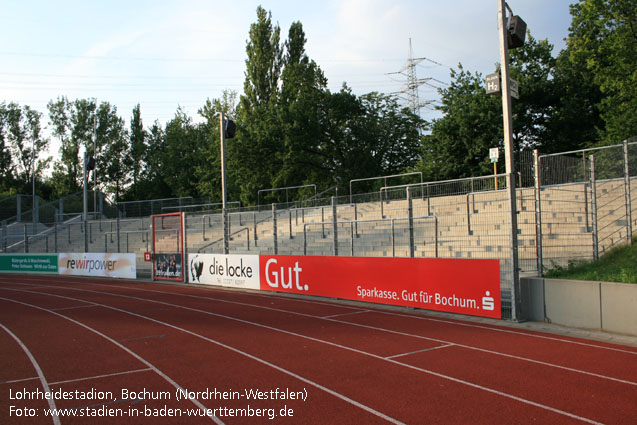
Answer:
[58,253,136,279]
[0,254,58,274]
[187,253,260,290]
[259,255,501,319]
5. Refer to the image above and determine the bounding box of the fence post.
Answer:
[288,209,293,239]
[434,216,439,258]
[223,209,230,253]
[116,217,121,253]
[407,187,414,258]
[381,190,385,218]
[303,224,307,256]
[2,221,6,252]
[590,155,599,261]
[272,203,278,255]
[466,193,472,235]
[350,221,354,257]
[623,140,633,244]
[54,222,58,253]
[533,150,544,275]
[391,218,396,257]
[34,196,39,225]
[354,204,359,238]
[332,196,338,256]
[321,207,325,238]
[17,195,22,223]
[253,212,258,246]
[24,224,28,253]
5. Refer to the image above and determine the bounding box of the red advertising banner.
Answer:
[259,255,501,319]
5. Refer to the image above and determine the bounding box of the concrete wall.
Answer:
[520,277,637,336]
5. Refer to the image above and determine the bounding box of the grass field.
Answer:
[545,236,637,283]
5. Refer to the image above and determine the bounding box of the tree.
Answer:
[0,103,15,189]
[2,102,49,191]
[235,6,284,204]
[160,108,208,198]
[133,120,170,200]
[129,104,146,198]
[48,97,96,195]
[196,90,238,202]
[97,102,130,202]
[276,21,328,197]
[418,66,502,181]
[508,34,558,153]
[566,0,637,143]
[549,45,604,152]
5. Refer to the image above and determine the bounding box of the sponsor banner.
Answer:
[59,253,136,279]
[188,253,260,290]
[154,253,183,281]
[259,255,501,319]
[0,254,58,274]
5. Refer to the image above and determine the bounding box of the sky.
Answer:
[1,0,575,138]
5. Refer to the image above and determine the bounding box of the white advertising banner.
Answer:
[59,253,137,279]
[187,253,260,290]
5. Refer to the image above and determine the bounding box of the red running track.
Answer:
[1,274,636,424]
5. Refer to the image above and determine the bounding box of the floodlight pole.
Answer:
[93,115,97,219]
[83,151,89,252]
[498,0,521,320]
[220,112,229,254]
[31,139,36,227]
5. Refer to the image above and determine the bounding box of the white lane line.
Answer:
[14,281,634,387]
[0,297,223,424]
[322,310,371,319]
[376,310,637,355]
[0,323,61,425]
[1,376,39,385]
[0,294,404,425]
[118,334,165,343]
[49,368,153,385]
[51,304,97,312]
[3,288,608,425]
[386,344,454,360]
[30,276,636,356]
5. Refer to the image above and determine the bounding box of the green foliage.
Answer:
[129,104,146,198]
[566,0,637,143]
[195,91,238,203]
[234,6,284,205]
[1,102,49,186]
[545,237,637,283]
[98,102,129,202]
[2,1,636,210]
[419,65,502,181]
[47,97,96,195]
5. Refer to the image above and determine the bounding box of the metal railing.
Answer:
[4,138,635,321]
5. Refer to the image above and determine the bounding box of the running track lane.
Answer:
[1,275,637,424]
[28,279,637,424]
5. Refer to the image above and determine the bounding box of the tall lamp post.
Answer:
[497,0,526,320]
[31,139,36,228]
[219,112,236,255]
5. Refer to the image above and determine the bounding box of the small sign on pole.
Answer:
[489,148,499,163]
[489,148,499,190]
[509,78,519,99]
[485,73,500,95]
[485,73,519,99]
